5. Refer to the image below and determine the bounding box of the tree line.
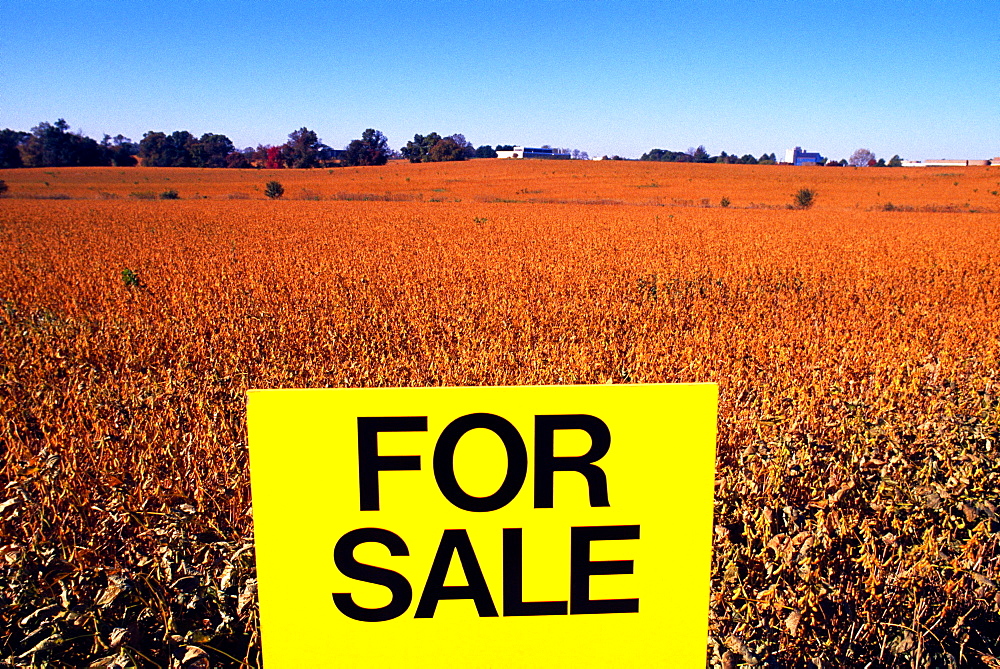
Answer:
[0,120,548,169]
[6,120,903,169]
[640,145,904,167]
[641,146,779,164]
[0,121,395,169]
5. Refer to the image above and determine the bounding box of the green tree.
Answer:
[282,127,324,168]
[190,133,236,168]
[20,119,106,167]
[688,145,711,162]
[138,130,197,167]
[887,155,903,167]
[225,148,254,169]
[341,128,391,166]
[101,134,138,167]
[448,134,476,159]
[429,137,466,162]
[475,145,498,158]
[401,133,441,162]
[0,129,28,168]
[641,148,687,162]
[138,131,169,166]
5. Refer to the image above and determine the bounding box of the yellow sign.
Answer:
[248,383,717,667]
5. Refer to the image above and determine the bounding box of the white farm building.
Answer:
[496,146,571,160]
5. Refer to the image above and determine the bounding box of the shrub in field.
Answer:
[794,187,815,209]
[159,189,179,200]
[720,196,731,208]
[0,179,7,196]
[121,267,141,288]
[264,181,284,199]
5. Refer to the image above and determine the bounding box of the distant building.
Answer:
[914,159,993,167]
[782,147,825,166]
[496,146,571,160]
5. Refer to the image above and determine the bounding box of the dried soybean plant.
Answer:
[1,163,998,667]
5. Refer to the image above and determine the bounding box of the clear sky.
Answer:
[2,0,997,160]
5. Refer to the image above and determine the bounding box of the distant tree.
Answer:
[887,155,903,167]
[341,128,391,167]
[138,130,197,167]
[402,133,473,162]
[281,127,325,168]
[0,129,29,168]
[100,134,138,167]
[165,131,196,167]
[687,145,711,163]
[875,158,886,167]
[265,146,283,169]
[739,154,758,165]
[475,145,498,158]
[248,145,270,168]
[225,149,253,169]
[190,133,235,168]
[138,131,168,166]
[758,153,777,165]
[641,148,687,162]
[21,119,106,167]
[571,149,589,160]
[401,133,441,162]
[448,134,476,159]
[495,144,514,152]
[429,137,466,162]
[849,148,875,167]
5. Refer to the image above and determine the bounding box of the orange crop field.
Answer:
[2,161,999,667]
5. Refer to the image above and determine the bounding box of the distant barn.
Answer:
[782,147,825,166]
[496,146,571,160]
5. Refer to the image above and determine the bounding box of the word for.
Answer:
[358,413,612,511]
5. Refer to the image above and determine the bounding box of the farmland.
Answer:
[2,161,999,667]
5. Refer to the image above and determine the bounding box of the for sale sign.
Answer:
[247,383,717,667]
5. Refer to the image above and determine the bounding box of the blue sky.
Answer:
[2,0,997,160]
